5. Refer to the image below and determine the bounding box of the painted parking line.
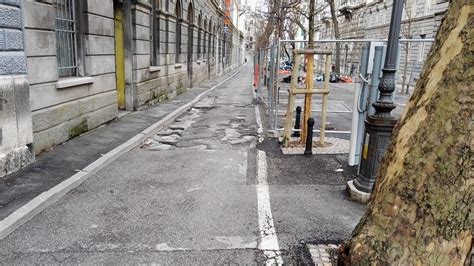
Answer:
[253,76,283,264]
[256,150,283,264]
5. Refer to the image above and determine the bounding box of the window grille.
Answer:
[53,0,78,77]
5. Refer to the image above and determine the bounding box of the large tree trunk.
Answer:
[339,1,473,264]
[328,0,341,75]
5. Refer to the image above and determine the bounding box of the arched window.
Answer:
[175,0,182,62]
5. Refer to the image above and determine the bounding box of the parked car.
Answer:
[280,60,293,70]
[329,72,340,83]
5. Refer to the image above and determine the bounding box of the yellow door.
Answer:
[114,5,125,109]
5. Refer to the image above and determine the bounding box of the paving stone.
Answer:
[321,256,330,262]
[307,244,340,265]
[281,137,350,155]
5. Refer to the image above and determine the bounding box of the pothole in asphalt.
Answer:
[140,138,174,151]
[193,96,217,110]
[141,106,221,151]
[156,129,183,136]
[141,96,258,151]
[153,134,180,145]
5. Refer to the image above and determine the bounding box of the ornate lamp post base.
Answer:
[347,0,404,202]
[347,116,397,203]
[353,116,398,194]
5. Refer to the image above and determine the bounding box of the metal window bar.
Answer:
[54,0,78,77]
[153,10,160,65]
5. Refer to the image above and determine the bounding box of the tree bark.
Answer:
[340,1,473,264]
[328,0,341,75]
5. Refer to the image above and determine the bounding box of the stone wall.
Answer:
[0,0,34,177]
[25,0,118,154]
[0,0,26,75]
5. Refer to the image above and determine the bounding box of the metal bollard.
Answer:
[304,118,315,155]
[292,106,302,137]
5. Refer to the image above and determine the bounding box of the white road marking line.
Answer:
[256,150,283,265]
[252,82,264,143]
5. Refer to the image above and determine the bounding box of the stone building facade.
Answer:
[0,0,34,178]
[0,0,242,177]
[315,0,448,87]
[0,0,34,177]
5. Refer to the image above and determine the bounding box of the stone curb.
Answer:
[0,67,243,240]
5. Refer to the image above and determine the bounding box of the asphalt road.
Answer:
[0,65,366,264]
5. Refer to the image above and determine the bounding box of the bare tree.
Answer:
[328,0,341,75]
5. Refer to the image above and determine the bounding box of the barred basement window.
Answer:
[54,0,78,77]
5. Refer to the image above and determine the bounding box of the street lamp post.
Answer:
[352,0,405,194]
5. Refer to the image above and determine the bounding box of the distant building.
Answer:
[315,0,449,85]
[0,0,242,177]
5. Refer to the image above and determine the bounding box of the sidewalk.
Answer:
[0,70,240,221]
